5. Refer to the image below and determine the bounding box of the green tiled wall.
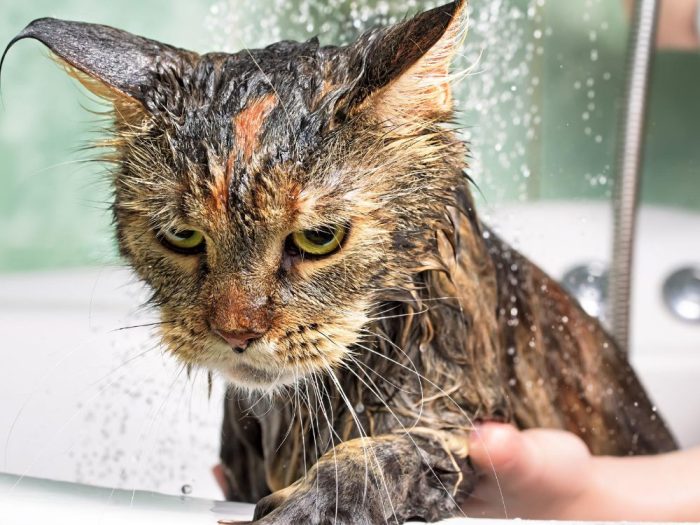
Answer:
[0,2,213,271]
[537,1,700,209]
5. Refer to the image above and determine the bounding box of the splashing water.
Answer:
[205,0,548,205]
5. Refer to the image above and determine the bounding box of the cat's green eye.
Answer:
[291,225,346,256]
[159,229,205,254]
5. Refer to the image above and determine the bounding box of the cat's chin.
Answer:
[201,335,349,393]
[220,361,300,392]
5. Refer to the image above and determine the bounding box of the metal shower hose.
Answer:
[610,0,660,353]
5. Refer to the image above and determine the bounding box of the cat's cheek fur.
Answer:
[115,212,201,279]
[154,282,371,393]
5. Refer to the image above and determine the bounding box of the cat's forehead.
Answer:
[158,40,350,170]
[146,41,358,230]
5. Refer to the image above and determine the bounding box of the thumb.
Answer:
[468,423,542,490]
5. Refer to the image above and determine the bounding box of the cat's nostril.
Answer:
[213,328,264,353]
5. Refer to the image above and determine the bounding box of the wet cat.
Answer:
[2,1,676,523]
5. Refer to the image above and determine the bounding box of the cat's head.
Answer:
[4,1,470,392]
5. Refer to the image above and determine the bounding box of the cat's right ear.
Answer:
[341,0,468,123]
[1,18,196,119]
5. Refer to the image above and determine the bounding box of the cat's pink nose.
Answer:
[214,328,264,352]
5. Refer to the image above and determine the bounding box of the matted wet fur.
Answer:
[3,1,676,523]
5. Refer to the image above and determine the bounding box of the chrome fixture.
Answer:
[562,262,610,324]
[663,267,700,323]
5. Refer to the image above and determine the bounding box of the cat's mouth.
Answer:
[208,336,319,391]
[162,316,364,392]
[203,324,353,391]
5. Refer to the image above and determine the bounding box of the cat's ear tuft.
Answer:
[346,0,468,121]
[1,18,196,117]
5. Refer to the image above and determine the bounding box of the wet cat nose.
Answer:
[214,328,264,353]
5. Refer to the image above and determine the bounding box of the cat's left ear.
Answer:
[1,18,196,119]
[346,0,468,121]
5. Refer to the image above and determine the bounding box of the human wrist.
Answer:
[585,453,681,522]
[549,456,618,521]
[584,456,632,520]
[555,454,655,521]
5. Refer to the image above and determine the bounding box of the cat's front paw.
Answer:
[251,467,388,525]
[250,432,471,524]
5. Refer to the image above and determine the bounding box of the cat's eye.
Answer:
[158,228,206,254]
[289,225,346,257]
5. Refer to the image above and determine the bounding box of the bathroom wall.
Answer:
[537,1,700,209]
[0,1,211,272]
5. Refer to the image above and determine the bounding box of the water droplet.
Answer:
[181,484,192,495]
[354,402,365,414]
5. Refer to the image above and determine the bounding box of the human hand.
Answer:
[463,423,597,520]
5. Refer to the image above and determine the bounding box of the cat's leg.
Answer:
[219,387,271,503]
[250,428,473,525]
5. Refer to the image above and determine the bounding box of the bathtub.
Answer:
[0,200,698,522]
